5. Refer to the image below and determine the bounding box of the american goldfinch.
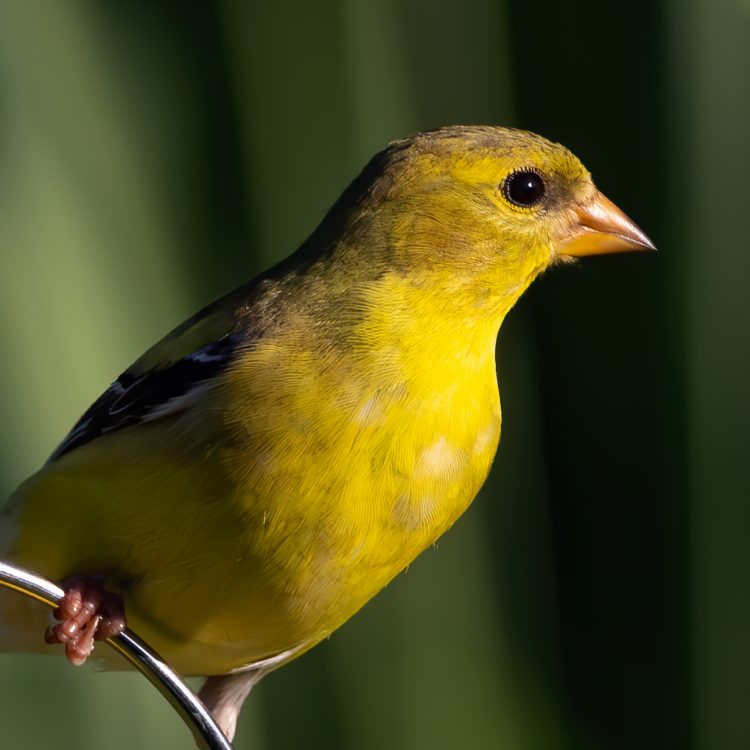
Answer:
[0,126,652,740]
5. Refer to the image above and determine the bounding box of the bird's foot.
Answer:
[44,575,126,666]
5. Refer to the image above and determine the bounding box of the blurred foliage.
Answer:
[0,1,748,749]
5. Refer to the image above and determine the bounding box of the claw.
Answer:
[44,576,126,666]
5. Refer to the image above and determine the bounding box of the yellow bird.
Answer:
[0,126,652,739]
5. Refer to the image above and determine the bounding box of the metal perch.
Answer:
[0,560,232,750]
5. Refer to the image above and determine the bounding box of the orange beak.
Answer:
[559,190,656,257]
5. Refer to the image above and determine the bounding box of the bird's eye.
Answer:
[502,170,546,208]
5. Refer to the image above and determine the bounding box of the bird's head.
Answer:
[304,125,654,326]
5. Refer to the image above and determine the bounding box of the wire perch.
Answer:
[0,560,233,750]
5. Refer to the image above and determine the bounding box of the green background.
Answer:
[0,1,748,749]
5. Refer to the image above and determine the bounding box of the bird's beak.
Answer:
[558,190,656,257]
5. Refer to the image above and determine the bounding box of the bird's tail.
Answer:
[0,585,51,654]
[0,493,52,655]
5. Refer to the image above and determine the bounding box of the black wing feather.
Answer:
[48,333,243,462]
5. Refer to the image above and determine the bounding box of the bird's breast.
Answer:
[219,330,502,647]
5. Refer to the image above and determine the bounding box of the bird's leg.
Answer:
[198,670,264,741]
[44,575,126,666]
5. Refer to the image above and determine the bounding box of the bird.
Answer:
[0,126,653,740]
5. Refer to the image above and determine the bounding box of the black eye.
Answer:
[502,170,546,207]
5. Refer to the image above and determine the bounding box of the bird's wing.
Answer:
[48,293,250,463]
